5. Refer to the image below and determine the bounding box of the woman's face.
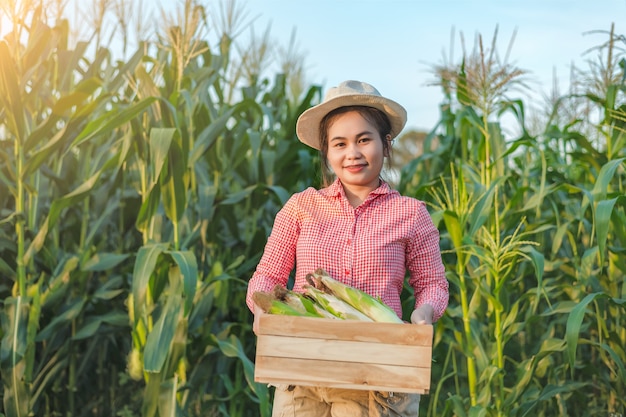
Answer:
[325,110,388,192]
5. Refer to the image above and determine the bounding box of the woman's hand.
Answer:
[252,304,264,335]
[410,304,434,325]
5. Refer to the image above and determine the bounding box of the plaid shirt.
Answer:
[246,178,449,321]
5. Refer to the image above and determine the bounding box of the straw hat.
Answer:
[295,80,407,150]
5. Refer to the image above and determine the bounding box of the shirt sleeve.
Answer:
[406,202,449,322]
[245,196,300,312]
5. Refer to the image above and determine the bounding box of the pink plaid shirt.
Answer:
[246,179,449,321]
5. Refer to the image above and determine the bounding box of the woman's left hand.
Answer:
[410,304,434,325]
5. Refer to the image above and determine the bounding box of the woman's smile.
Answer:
[344,163,367,172]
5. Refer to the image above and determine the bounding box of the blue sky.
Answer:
[243,0,626,131]
[2,1,624,132]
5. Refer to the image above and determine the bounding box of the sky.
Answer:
[241,0,626,132]
[2,1,625,132]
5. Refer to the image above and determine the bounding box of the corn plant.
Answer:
[0,0,315,415]
[0,1,153,415]
[399,27,625,417]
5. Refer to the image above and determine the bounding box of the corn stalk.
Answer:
[399,25,625,417]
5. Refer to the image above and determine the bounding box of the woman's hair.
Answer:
[318,106,393,187]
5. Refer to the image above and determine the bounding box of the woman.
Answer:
[246,80,449,416]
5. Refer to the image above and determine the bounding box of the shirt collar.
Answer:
[321,178,393,199]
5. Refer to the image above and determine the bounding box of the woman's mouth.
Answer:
[344,164,367,173]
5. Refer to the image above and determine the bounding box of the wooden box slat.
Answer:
[256,335,432,367]
[257,315,432,345]
[255,356,431,393]
[254,315,433,394]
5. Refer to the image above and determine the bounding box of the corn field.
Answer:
[0,1,624,416]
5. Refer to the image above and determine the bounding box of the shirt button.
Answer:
[347,239,352,245]
[345,270,350,275]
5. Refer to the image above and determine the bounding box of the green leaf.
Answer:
[149,128,177,189]
[132,243,169,323]
[57,40,89,91]
[0,41,25,140]
[189,108,237,166]
[521,246,546,309]
[36,298,86,341]
[520,383,589,417]
[598,342,626,383]
[445,395,468,417]
[214,334,262,397]
[591,158,625,201]
[92,276,126,301]
[166,251,198,316]
[23,168,105,264]
[143,294,182,373]
[551,221,570,257]
[1,297,29,367]
[108,42,145,92]
[71,97,157,147]
[443,210,463,254]
[81,253,130,272]
[265,185,291,205]
[72,311,129,340]
[50,77,103,116]
[468,406,488,417]
[579,247,598,286]
[565,292,606,376]
[468,176,506,237]
[160,135,187,224]
[135,183,162,233]
[198,184,217,224]
[158,377,180,417]
[220,185,256,205]
[142,371,162,417]
[595,197,617,266]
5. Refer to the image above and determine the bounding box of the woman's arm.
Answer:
[406,203,449,323]
[246,197,300,312]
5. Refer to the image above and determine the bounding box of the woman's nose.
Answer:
[346,143,362,158]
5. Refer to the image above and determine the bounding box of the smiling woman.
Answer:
[247,80,449,416]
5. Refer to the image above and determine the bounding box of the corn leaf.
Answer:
[132,243,169,323]
[166,250,198,316]
[591,158,625,201]
[143,293,183,373]
[160,135,187,224]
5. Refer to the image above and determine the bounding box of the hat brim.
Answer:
[295,94,407,150]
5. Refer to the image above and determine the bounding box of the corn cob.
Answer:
[307,268,403,324]
[302,284,374,321]
[272,285,336,319]
[252,290,316,317]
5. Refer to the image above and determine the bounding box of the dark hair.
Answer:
[318,106,393,186]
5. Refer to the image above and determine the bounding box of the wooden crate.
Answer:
[254,314,433,394]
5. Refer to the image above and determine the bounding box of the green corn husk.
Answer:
[308,268,403,324]
[252,290,316,317]
[272,285,336,319]
[302,284,374,321]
